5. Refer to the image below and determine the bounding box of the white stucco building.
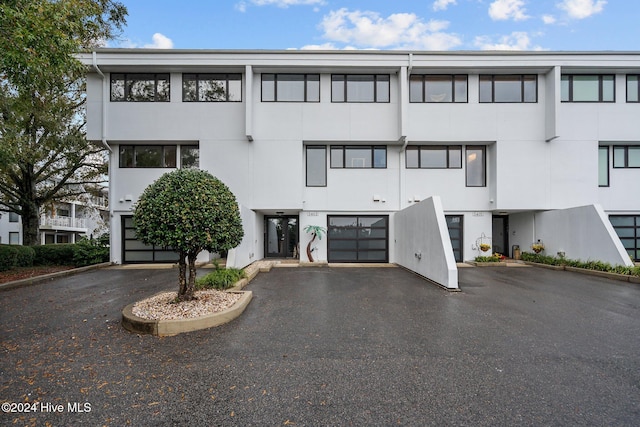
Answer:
[80,50,640,289]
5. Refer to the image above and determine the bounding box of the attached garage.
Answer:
[121,216,179,263]
[327,215,388,263]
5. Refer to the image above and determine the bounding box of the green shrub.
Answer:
[522,251,640,277]
[475,255,501,262]
[196,267,246,290]
[72,238,109,267]
[0,245,18,271]
[33,244,75,266]
[14,245,35,267]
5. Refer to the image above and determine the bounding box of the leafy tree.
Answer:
[133,169,244,301]
[0,0,127,245]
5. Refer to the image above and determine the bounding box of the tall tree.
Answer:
[0,0,127,245]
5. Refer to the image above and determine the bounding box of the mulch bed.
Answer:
[0,266,75,284]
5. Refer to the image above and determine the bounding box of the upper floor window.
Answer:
[9,212,19,223]
[119,145,177,168]
[330,145,387,168]
[406,146,462,168]
[410,75,467,103]
[180,145,200,169]
[599,146,609,187]
[306,146,327,187]
[110,73,170,102]
[332,75,390,103]
[466,146,486,187]
[613,146,640,168]
[183,74,241,102]
[262,74,319,102]
[561,75,614,102]
[480,75,537,103]
[627,75,639,102]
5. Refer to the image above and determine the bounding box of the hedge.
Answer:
[33,244,76,266]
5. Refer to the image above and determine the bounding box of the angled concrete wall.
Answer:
[534,204,632,266]
[394,196,458,289]
[226,205,258,269]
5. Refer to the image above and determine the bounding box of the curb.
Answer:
[0,262,113,292]
[523,261,640,284]
[122,291,253,337]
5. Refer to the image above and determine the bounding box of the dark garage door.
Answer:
[121,216,180,263]
[328,215,388,263]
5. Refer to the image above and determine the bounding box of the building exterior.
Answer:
[80,50,640,288]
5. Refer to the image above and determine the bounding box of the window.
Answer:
[119,145,177,168]
[331,75,390,103]
[561,75,615,102]
[410,75,467,103]
[613,146,640,168]
[599,146,609,187]
[9,232,19,245]
[182,74,241,102]
[609,215,640,261]
[110,73,170,102]
[180,145,200,169]
[9,212,19,223]
[331,146,386,168]
[627,75,639,102]
[306,146,326,187]
[466,146,486,187]
[406,146,462,168]
[262,74,319,102]
[480,75,537,103]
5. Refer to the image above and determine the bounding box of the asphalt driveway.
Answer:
[1,265,639,426]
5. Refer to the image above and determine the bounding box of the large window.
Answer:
[599,146,609,187]
[306,146,327,187]
[480,75,537,103]
[119,145,176,168]
[561,75,615,102]
[262,74,319,102]
[331,75,390,103]
[609,215,640,261]
[180,145,200,169]
[613,146,640,168]
[406,146,462,169]
[331,146,386,168]
[466,146,486,187]
[627,75,639,102]
[110,73,170,102]
[410,75,467,103]
[182,74,241,102]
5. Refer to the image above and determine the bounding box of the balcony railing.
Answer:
[40,215,87,230]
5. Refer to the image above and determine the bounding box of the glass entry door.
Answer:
[265,216,299,258]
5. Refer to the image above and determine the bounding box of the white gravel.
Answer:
[132,289,242,320]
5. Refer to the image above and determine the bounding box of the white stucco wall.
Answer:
[394,197,458,289]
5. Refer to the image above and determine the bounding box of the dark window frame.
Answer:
[561,74,616,103]
[613,145,640,168]
[182,73,242,102]
[627,75,640,103]
[599,146,610,187]
[327,215,389,263]
[609,215,640,262]
[330,145,387,169]
[9,212,19,223]
[110,73,170,102]
[261,73,320,102]
[331,74,390,103]
[180,145,200,169]
[306,145,327,187]
[405,145,463,169]
[479,74,538,103]
[465,145,487,187]
[119,145,178,168]
[410,74,468,103]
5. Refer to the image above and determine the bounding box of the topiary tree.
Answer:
[133,169,244,301]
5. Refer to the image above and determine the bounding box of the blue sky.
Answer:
[111,0,639,51]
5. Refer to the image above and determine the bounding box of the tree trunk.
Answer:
[306,232,317,262]
[21,202,41,246]
[185,251,198,301]
[177,251,188,301]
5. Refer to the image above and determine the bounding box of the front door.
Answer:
[492,215,509,256]
[265,216,299,258]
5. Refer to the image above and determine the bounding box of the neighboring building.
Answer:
[80,50,640,288]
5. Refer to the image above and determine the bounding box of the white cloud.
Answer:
[235,1,247,12]
[474,31,544,50]
[542,14,556,24]
[318,8,462,50]
[488,0,529,21]
[143,33,174,49]
[557,0,606,19]
[251,0,325,7]
[433,0,457,11]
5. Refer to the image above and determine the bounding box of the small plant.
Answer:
[479,243,491,252]
[475,253,505,263]
[195,266,246,290]
[521,252,640,277]
[531,240,545,254]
